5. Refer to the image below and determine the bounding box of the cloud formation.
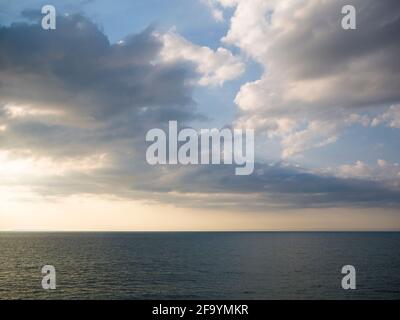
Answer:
[0,15,196,123]
[214,0,400,157]
[1,7,400,212]
[372,104,400,128]
[158,31,244,86]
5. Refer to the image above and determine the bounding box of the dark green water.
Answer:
[0,232,399,299]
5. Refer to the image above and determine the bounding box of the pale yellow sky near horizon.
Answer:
[1,193,400,231]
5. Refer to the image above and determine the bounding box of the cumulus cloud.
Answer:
[216,0,400,157]
[0,14,195,125]
[324,158,400,197]
[0,13,206,160]
[336,159,400,181]
[158,31,244,86]
[372,104,400,128]
[202,0,225,22]
[0,13,203,195]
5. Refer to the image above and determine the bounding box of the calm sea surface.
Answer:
[0,232,399,299]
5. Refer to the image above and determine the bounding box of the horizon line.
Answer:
[1,230,400,233]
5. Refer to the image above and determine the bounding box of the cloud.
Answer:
[335,159,400,182]
[0,149,107,180]
[1,9,400,212]
[337,160,372,179]
[202,0,225,22]
[0,14,195,125]
[19,157,400,210]
[0,13,205,161]
[216,0,400,157]
[158,31,244,86]
[372,104,400,128]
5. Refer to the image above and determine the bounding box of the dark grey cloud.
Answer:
[278,0,400,76]
[0,13,201,159]
[0,13,195,122]
[26,160,400,210]
[131,163,400,208]
[267,0,400,109]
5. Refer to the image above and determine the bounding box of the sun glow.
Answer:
[0,150,108,178]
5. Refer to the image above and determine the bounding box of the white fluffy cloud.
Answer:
[202,0,225,22]
[372,105,400,129]
[215,0,400,157]
[336,159,400,183]
[158,31,245,86]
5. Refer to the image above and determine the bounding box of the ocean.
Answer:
[0,232,399,300]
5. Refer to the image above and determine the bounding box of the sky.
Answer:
[1,0,400,231]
